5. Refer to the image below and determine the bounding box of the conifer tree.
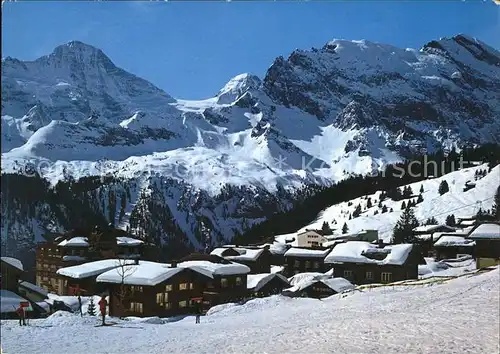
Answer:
[417,194,424,204]
[445,214,456,227]
[492,185,500,220]
[438,180,449,195]
[321,221,333,235]
[382,205,388,213]
[401,201,406,210]
[392,207,419,244]
[87,297,96,316]
[420,184,424,194]
[366,198,372,209]
[352,204,362,218]
[425,217,438,225]
[342,222,349,234]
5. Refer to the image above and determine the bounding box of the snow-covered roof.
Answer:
[468,223,500,239]
[457,220,476,227]
[270,265,284,274]
[434,236,475,247]
[285,273,354,294]
[210,247,265,261]
[267,242,288,255]
[413,225,454,233]
[57,259,136,279]
[116,237,144,246]
[62,255,87,262]
[284,248,331,258]
[1,290,30,313]
[288,272,326,286]
[320,278,355,293]
[324,241,414,265]
[19,280,49,297]
[247,273,289,291]
[97,262,182,286]
[178,260,251,278]
[57,237,89,247]
[1,257,24,271]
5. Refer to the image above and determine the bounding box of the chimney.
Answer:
[378,239,384,248]
[171,261,177,268]
[134,258,139,265]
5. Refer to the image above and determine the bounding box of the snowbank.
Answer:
[468,223,500,239]
[325,241,413,265]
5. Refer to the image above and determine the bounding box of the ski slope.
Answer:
[1,268,498,354]
[298,164,499,242]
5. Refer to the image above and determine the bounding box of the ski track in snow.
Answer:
[1,268,499,354]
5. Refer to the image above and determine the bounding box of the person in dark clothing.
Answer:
[98,297,107,326]
[16,305,26,326]
[77,295,83,317]
[195,301,201,324]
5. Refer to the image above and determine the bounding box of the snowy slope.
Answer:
[297,164,499,242]
[1,267,498,353]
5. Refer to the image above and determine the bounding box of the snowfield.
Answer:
[2,268,499,354]
[297,164,499,242]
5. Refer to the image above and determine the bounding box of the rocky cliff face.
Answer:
[2,34,499,263]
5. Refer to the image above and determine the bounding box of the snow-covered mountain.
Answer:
[2,35,499,261]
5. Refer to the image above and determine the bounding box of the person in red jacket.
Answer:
[98,297,107,326]
[16,304,26,326]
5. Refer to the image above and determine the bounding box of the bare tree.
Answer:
[115,258,136,318]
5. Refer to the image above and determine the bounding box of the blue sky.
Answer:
[2,1,499,99]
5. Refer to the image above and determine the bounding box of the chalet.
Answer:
[463,180,476,192]
[258,242,290,266]
[433,234,475,261]
[35,226,154,295]
[324,241,420,285]
[247,273,290,298]
[56,259,138,295]
[283,248,332,277]
[1,257,24,293]
[96,258,250,317]
[296,230,328,248]
[412,224,456,256]
[282,273,354,299]
[467,222,500,268]
[210,246,271,274]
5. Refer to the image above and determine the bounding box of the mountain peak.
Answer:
[217,73,262,104]
[43,40,116,69]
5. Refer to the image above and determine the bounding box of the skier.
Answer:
[77,295,83,317]
[16,304,26,326]
[98,296,107,326]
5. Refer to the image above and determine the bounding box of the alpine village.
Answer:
[2,153,500,321]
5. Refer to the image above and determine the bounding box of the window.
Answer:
[294,260,300,268]
[189,282,195,290]
[343,270,353,279]
[156,293,164,305]
[381,272,393,284]
[179,283,188,290]
[130,302,143,313]
[131,286,143,293]
[43,264,48,269]
[206,282,214,289]
[36,276,42,285]
[165,284,173,292]
[221,278,228,288]
[179,300,187,308]
[313,262,320,269]
[36,263,42,270]
[235,277,242,286]
[366,271,374,280]
[164,292,169,302]
[42,276,48,282]
[305,261,311,269]
[164,302,171,310]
